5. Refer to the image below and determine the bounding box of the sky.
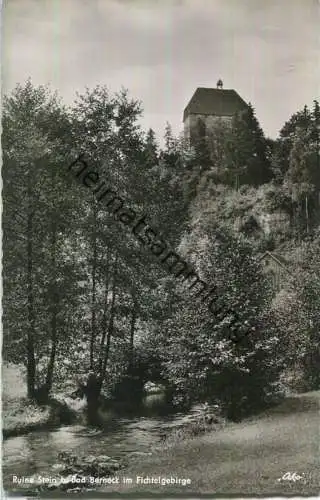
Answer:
[2,0,319,141]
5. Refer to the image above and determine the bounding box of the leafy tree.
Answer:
[143,128,159,168]
[273,105,312,179]
[272,102,319,180]
[163,123,178,161]
[160,225,282,419]
[272,234,320,390]
[67,88,189,422]
[225,104,272,188]
[2,80,79,400]
[282,103,320,237]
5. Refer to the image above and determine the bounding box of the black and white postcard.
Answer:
[1,0,319,497]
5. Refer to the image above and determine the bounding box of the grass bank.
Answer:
[2,397,52,439]
[2,364,51,438]
[2,364,80,438]
[101,391,319,496]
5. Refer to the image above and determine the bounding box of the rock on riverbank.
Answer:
[2,395,80,439]
[24,452,123,494]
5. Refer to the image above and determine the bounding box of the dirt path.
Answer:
[101,391,319,496]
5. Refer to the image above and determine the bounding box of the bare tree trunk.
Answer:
[85,256,118,426]
[101,255,118,380]
[235,173,239,191]
[294,199,301,242]
[129,294,137,370]
[98,250,110,374]
[90,202,98,370]
[305,194,309,234]
[85,372,103,427]
[26,194,36,399]
[45,220,58,395]
[299,199,303,241]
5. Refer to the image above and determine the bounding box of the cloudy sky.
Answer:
[2,0,319,140]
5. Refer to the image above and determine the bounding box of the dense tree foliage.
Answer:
[2,80,319,427]
[2,80,78,399]
[272,233,320,390]
[225,104,273,187]
[160,227,282,419]
[271,101,320,238]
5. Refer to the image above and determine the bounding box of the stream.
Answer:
[3,393,210,493]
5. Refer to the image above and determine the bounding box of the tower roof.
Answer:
[183,87,247,122]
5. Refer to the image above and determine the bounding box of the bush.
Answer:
[161,227,283,420]
[272,235,320,392]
